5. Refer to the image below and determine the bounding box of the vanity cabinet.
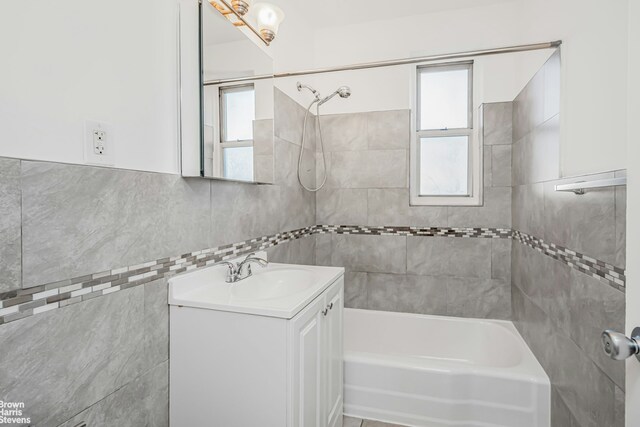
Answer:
[291,276,344,427]
[169,271,344,427]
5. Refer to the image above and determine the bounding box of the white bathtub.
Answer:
[343,309,550,427]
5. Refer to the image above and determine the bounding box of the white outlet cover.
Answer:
[84,120,115,166]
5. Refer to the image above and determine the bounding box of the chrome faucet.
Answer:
[219,253,268,283]
[236,253,268,280]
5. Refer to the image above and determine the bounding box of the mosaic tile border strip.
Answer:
[513,230,626,293]
[0,226,315,325]
[314,225,513,239]
[0,224,625,326]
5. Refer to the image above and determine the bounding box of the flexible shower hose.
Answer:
[297,99,327,192]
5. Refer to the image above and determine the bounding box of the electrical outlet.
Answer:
[84,120,114,166]
[93,129,106,155]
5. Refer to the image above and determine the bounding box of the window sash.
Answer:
[417,129,472,197]
[416,62,473,132]
[219,84,255,144]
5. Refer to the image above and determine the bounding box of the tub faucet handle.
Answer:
[602,328,640,361]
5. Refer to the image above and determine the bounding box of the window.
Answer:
[220,84,255,181]
[411,62,481,206]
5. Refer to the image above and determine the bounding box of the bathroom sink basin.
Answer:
[231,268,315,301]
[168,251,344,319]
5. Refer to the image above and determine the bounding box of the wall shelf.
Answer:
[554,177,627,195]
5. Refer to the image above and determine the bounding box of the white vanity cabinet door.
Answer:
[290,293,326,427]
[289,276,344,427]
[323,278,344,427]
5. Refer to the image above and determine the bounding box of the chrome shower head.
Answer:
[337,86,351,98]
[318,85,352,106]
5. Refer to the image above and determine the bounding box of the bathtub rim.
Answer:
[343,308,549,385]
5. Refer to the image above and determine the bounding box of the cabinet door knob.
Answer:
[328,302,333,310]
[322,308,328,316]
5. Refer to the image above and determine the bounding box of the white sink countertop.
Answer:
[168,253,344,319]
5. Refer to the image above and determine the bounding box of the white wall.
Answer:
[0,0,180,174]
[0,0,629,178]
[275,51,551,117]
[305,0,629,176]
[625,0,639,422]
[0,0,316,174]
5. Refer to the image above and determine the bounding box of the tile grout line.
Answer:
[0,224,624,325]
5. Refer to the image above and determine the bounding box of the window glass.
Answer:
[222,86,255,142]
[223,146,254,181]
[419,136,469,196]
[419,67,469,130]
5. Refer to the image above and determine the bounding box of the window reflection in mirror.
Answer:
[199,0,274,183]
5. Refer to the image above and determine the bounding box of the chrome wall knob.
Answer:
[602,328,640,361]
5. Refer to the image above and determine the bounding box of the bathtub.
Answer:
[343,309,550,427]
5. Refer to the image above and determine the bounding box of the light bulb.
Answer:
[252,3,284,42]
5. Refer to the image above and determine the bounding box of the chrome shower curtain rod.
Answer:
[204,40,562,86]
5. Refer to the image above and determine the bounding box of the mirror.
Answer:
[196,0,274,183]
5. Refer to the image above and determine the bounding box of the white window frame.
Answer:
[219,83,255,179]
[410,61,483,206]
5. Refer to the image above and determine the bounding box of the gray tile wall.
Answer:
[510,49,626,427]
[0,89,316,425]
[0,158,21,293]
[314,104,513,320]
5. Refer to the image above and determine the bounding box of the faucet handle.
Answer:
[217,261,237,283]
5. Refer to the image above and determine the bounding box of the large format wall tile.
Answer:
[512,286,621,427]
[615,170,626,268]
[332,234,406,274]
[491,238,511,282]
[274,137,315,189]
[327,149,407,189]
[366,110,410,150]
[567,269,624,388]
[446,187,512,228]
[316,188,368,225]
[58,361,169,427]
[0,157,21,292]
[513,63,545,142]
[0,286,146,426]
[511,47,626,426]
[344,271,368,309]
[407,237,492,278]
[274,88,307,145]
[490,145,512,187]
[210,181,315,249]
[543,50,561,123]
[511,115,560,187]
[483,102,513,146]
[366,188,447,227]
[144,278,169,369]
[267,234,316,266]
[512,183,545,237]
[397,275,449,315]
[318,112,367,152]
[21,161,211,288]
[446,277,510,319]
[543,172,617,265]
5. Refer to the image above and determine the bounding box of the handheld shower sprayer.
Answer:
[296,82,352,192]
[318,86,351,106]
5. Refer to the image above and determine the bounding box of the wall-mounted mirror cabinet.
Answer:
[179,0,274,183]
